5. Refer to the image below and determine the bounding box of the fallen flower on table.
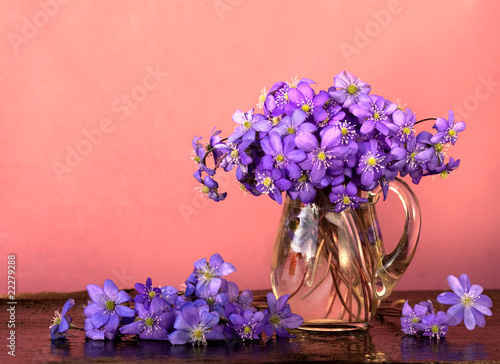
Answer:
[401,273,493,338]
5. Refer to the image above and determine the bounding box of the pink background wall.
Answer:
[1,0,499,294]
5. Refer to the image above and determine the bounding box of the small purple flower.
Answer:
[161,285,179,308]
[414,311,449,339]
[274,109,317,137]
[356,139,387,188]
[260,131,306,179]
[168,302,224,345]
[389,108,416,143]
[191,136,215,176]
[431,110,466,145]
[288,171,316,204]
[415,131,445,171]
[437,274,493,330]
[400,300,434,335]
[196,175,227,202]
[227,109,268,143]
[295,128,350,183]
[329,70,371,108]
[255,168,292,204]
[195,278,229,313]
[287,83,329,122]
[84,317,117,340]
[84,279,135,333]
[329,182,368,212]
[50,299,75,340]
[193,254,236,290]
[350,95,397,135]
[263,293,303,338]
[134,277,161,310]
[229,310,265,340]
[227,281,256,313]
[120,297,175,340]
[435,158,460,179]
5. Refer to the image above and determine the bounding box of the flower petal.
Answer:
[87,284,105,304]
[447,275,465,297]
[437,292,461,305]
[463,306,476,330]
[103,279,119,297]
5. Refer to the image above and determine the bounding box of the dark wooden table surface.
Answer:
[2,289,499,363]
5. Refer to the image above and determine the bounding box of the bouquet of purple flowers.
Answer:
[192,70,465,210]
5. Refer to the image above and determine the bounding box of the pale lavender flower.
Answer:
[227,109,268,143]
[329,70,371,108]
[168,302,224,345]
[437,274,493,330]
[193,254,236,290]
[400,300,434,335]
[84,279,135,333]
[431,110,466,145]
[414,312,449,339]
[50,299,75,340]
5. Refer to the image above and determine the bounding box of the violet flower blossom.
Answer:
[437,274,493,330]
[168,302,225,345]
[134,277,161,310]
[84,279,135,334]
[120,297,175,340]
[414,312,449,339]
[329,70,371,108]
[329,181,368,212]
[260,131,306,179]
[229,310,265,340]
[263,293,303,338]
[50,298,75,340]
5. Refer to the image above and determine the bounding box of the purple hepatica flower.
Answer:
[274,109,317,137]
[295,128,350,184]
[389,108,416,143]
[414,312,449,339]
[229,310,265,341]
[197,175,227,202]
[217,140,253,173]
[120,297,175,340]
[401,300,434,335]
[434,158,460,179]
[161,285,179,308]
[168,301,224,345]
[329,182,368,212]
[227,109,269,143]
[191,136,215,176]
[195,278,229,314]
[50,298,75,340]
[288,171,316,204]
[260,131,306,179]
[437,274,493,330]
[329,70,371,108]
[263,293,303,338]
[287,83,329,122]
[84,318,117,340]
[255,168,292,204]
[227,281,256,313]
[350,95,397,135]
[331,120,357,145]
[84,279,135,334]
[135,277,161,311]
[415,131,445,171]
[193,254,236,291]
[431,110,466,145]
[356,139,387,189]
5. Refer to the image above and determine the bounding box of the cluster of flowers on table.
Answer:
[192,70,465,210]
[401,274,493,339]
[50,254,303,345]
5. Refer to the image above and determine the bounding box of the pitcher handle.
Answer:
[368,177,421,300]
